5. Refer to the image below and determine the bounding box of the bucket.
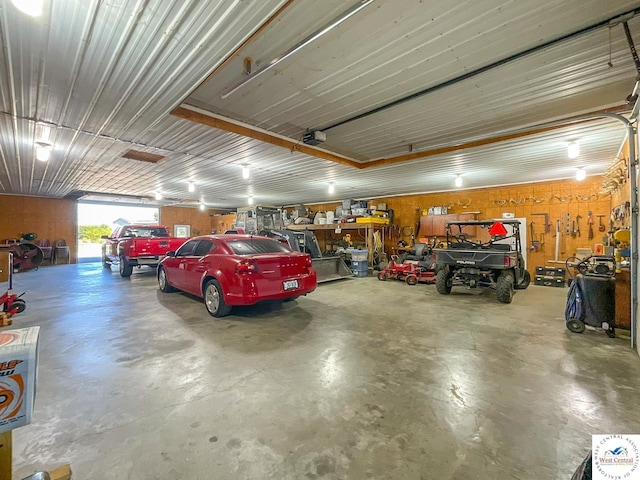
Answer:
[353,269,368,278]
[351,249,368,262]
[351,260,368,272]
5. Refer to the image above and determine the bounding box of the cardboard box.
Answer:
[0,327,39,433]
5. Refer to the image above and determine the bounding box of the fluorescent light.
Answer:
[10,0,43,17]
[35,145,51,162]
[155,192,162,200]
[576,168,586,181]
[199,202,205,211]
[188,181,195,193]
[568,141,580,159]
[454,175,463,188]
[328,182,335,194]
[242,165,250,179]
[248,195,254,205]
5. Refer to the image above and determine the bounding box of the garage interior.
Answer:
[1,1,640,479]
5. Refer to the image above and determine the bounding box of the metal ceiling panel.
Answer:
[189,0,640,160]
[0,0,633,208]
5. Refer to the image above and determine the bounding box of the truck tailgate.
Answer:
[132,238,184,256]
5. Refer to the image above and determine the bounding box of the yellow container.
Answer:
[356,217,389,224]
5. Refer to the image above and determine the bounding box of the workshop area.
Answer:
[1,1,640,479]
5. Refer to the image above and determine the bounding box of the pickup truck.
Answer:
[101,225,186,278]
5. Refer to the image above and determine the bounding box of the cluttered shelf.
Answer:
[286,221,387,265]
[285,221,388,231]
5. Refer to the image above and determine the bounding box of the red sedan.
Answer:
[157,235,317,317]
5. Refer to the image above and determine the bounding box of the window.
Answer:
[194,240,214,256]
[226,238,292,255]
[175,239,199,257]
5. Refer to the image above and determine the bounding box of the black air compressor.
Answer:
[564,256,616,337]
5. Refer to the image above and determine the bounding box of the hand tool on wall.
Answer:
[597,215,606,232]
[555,219,560,261]
[587,211,594,240]
[529,222,538,251]
[566,213,571,235]
[531,213,551,233]
[576,215,582,237]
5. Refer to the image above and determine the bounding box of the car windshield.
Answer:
[227,238,291,255]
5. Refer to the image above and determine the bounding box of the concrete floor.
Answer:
[6,263,640,479]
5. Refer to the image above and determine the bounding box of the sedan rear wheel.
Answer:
[204,279,232,317]
[158,267,177,293]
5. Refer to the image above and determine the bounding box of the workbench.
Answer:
[286,222,388,265]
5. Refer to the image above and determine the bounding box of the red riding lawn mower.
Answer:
[377,241,437,285]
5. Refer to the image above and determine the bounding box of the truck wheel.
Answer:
[496,272,514,303]
[158,267,177,293]
[436,269,453,294]
[515,270,531,290]
[204,279,232,318]
[119,253,133,278]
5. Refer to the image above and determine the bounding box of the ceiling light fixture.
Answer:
[155,192,163,201]
[568,141,580,159]
[199,202,206,211]
[454,175,463,188]
[35,141,52,162]
[328,182,335,194]
[221,0,374,99]
[576,167,586,181]
[248,195,254,205]
[242,165,250,179]
[188,181,195,193]
[10,0,43,17]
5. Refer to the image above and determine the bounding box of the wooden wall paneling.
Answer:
[305,176,611,276]
[160,206,218,237]
[0,195,77,263]
[211,214,237,234]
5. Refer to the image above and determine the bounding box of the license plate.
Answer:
[283,279,298,291]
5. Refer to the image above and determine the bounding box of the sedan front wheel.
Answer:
[158,267,177,293]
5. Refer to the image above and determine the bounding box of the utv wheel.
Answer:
[566,319,586,333]
[515,270,531,290]
[158,267,177,293]
[102,255,111,269]
[377,272,388,281]
[436,269,453,295]
[119,254,133,278]
[496,272,514,303]
[204,279,232,318]
[406,275,418,285]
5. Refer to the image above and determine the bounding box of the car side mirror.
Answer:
[101,235,110,240]
[165,250,176,257]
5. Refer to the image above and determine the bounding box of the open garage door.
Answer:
[77,202,159,263]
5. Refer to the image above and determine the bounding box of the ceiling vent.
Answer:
[122,149,165,164]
